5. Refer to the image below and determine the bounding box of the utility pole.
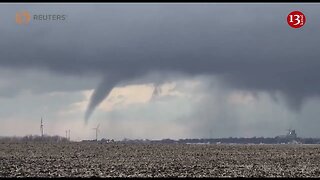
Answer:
[65,130,71,141]
[96,129,98,141]
[40,117,44,137]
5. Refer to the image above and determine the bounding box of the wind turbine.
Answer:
[93,124,100,141]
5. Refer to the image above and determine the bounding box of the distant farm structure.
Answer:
[275,129,298,143]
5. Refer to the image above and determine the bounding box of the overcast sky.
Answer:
[1,3,320,140]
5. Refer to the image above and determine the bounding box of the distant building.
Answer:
[275,129,298,144]
[101,138,115,143]
[286,129,297,140]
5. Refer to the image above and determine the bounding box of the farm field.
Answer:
[1,142,320,177]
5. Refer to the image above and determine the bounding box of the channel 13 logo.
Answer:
[287,11,306,29]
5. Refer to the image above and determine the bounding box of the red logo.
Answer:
[287,11,306,28]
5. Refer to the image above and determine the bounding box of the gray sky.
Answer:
[1,3,320,140]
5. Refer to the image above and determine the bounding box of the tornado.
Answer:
[151,84,162,100]
[84,77,118,124]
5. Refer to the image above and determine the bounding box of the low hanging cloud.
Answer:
[93,77,303,139]
[0,4,320,124]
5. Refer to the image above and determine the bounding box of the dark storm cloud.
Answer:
[0,4,320,121]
